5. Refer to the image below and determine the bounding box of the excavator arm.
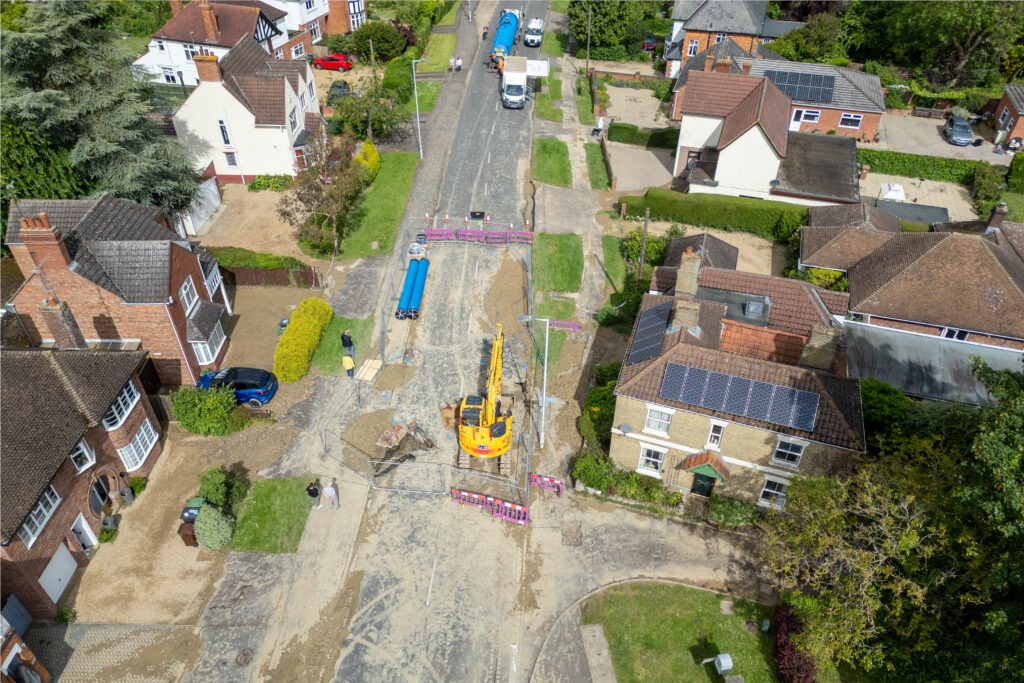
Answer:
[457,324,513,458]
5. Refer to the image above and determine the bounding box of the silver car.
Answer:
[943,117,972,146]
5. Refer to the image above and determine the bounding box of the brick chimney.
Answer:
[18,212,73,267]
[194,54,221,82]
[987,202,1009,229]
[39,298,88,350]
[741,60,752,75]
[798,325,841,370]
[675,246,701,297]
[325,0,353,35]
[199,0,219,42]
[170,0,183,16]
[704,53,715,73]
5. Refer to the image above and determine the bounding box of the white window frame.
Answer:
[205,267,223,297]
[308,81,315,99]
[838,112,863,129]
[305,0,315,9]
[218,119,231,145]
[289,107,298,131]
[118,418,158,472]
[637,444,667,477]
[17,485,61,548]
[759,478,788,508]
[225,151,238,167]
[69,439,96,473]
[179,276,199,314]
[761,37,773,44]
[799,110,820,123]
[275,48,284,59]
[772,439,805,467]
[644,405,673,435]
[999,107,1009,126]
[157,40,165,51]
[715,33,726,44]
[300,92,307,108]
[184,44,196,61]
[103,381,140,431]
[943,327,969,341]
[291,43,305,59]
[705,420,726,450]
[191,321,226,365]
[687,39,699,57]
[310,21,321,42]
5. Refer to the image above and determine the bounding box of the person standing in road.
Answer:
[341,329,355,357]
[306,480,321,509]
[342,354,356,379]
[455,56,463,72]
[323,480,339,509]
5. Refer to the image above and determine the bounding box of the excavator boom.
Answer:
[457,324,513,458]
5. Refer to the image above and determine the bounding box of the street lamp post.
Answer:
[517,315,551,450]
[411,58,427,159]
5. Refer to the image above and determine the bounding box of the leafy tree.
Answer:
[859,378,912,446]
[567,0,650,50]
[1,0,198,213]
[350,21,409,63]
[198,466,250,518]
[769,13,846,63]
[328,78,412,142]
[194,505,234,550]
[1003,44,1024,79]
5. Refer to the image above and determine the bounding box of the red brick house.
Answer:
[1,615,49,682]
[5,195,232,387]
[995,84,1024,142]
[0,348,163,620]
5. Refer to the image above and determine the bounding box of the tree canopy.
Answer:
[567,0,656,49]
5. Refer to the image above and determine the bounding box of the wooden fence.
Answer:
[219,265,323,289]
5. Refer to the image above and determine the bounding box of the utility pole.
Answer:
[586,2,592,73]
[637,207,649,285]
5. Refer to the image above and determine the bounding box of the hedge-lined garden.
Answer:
[606,122,678,149]
[273,297,334,382]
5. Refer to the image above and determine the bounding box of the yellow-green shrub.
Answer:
[273,297,334,382]
[355,140,381,181]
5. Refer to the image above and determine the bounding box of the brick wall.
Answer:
[795,108,881,140]
[0,386,163,619]
[0,630,50,682]
[682,31,758,60]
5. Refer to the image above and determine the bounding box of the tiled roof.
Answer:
[719,319,806,364]
[808,204,901,231]
[616,294,864,451]
[1004,84,1024,113]
[6,200,92,244]
[775,132,860,203]
[747,60,885,113]
[218,36,311,126]
[153,0,283,48]
[682,72,789,157]
[999,221,1024,263]
[186,300,226,341]
[760,19,803,38]
[681,450,732,478]
[848,233,1024,337]
[0,349,147,540]
[672,0,767,34]
[800,225,898,272]
[667,234,740,270]
[673,38,753,91]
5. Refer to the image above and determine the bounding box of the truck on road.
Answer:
[500,56,528,109]
[490,8,521,63]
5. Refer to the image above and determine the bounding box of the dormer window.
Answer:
[103,381,140,430]
[179,276,198,314]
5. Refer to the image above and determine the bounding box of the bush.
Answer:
[774,604,818,683]
[194,505,235,551]
[884,89,909,109]
[247,175,292,192]
[857,149,989,185]
[619,224,684,266]
[572,449,615,490]
[618,189,808,244]
[382,55,413,104]
[198,467,250,518]
[128,476,148,497]
[572,450,683,507]
[582,379,617,447]
[205,246,306,270]
[99,528,118,543]
[802,267,847,291]
[55,606,77,624]
[652,80,672,102]
[577,45,628,61]
[351,21,407,62]
[354,140,381,181]
[606,122,678,148]
[172,386,250,435]
[972,162,1006,216]
[273,297,334,382]
[864,60,901,87]
[708,494,757,528]
[323,33,353,55]
[1007,153,1024,193]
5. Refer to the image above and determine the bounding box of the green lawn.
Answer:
[533,233,583,292]
[546,72,563,100]
[535,93,564,122]
[541,31,569,58]
[418,34,458,73]
[341,152,419,259]
[576,77,596,126]
[405,80,441,114]
[437,0,460,25]
[582,583,777,683]
[533,138,572,188]
[601,235,626,292]
[230,478,311,553]
[311,316,376,374]
[585,142,611,190]
[1003,191,1024,221]
[549,1,570,14]
[119,33,151,59]
[534,297,576,373]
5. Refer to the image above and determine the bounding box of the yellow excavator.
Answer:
[458,324,513,458]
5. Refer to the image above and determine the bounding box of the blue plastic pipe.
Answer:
[407,258,430,319]
[395,258,421,319]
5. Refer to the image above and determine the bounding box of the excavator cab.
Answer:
[457,325,514,458]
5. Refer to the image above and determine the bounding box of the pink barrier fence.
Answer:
[529,473,565,496]
[451,488,530,525]
[423,229,534,245]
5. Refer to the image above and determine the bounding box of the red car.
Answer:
[313,53,353,71]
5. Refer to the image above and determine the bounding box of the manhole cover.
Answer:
[562,521,582,546]
[236,649,253,666]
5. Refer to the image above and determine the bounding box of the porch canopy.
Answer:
[681,451,731,480]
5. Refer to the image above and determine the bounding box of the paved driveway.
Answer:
[874,113,1010,165]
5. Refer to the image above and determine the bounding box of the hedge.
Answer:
[856,148,989,185]
[606,122,678,148]
[1008,153,1024,193]
[247,175,292,192]
[205,246,306,270]
[618,188,808,244]
[273,297,334,382]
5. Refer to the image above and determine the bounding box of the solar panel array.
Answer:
[627,301,673,365]
[764,70,836,104]
[659,362,820,432]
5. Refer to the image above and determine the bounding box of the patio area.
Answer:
[860,172,978,221]
[872,112,1013,165]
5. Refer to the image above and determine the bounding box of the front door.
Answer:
[789,110,803,131]
[38,543,78,604]
[691,473,716,497]
[71,513,98,557]
[90,478,110,515]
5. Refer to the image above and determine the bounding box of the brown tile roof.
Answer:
[720,319,806,364]
[0,349,148,540]
[652,266,678,294]
[682,72,790,157]
[849,233,1024,337]
[680,450,732,478]
[153,0,283,48]
[615,296,864,451]
[218,36,311,125]
[808,204,900,232]
[681,71,763,118]
[1000,221,1024,263]
[800,225,898,272]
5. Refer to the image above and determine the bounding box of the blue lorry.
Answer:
[489,8,521,63]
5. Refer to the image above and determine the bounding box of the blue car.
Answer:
[943,116,972,146]
[197,367,278,407]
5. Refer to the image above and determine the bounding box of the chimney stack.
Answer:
[39,298,88,350]
[675,246,701,297]
[170,0,183,16]
[741,60,752,76]
[987,202,1009,229]
[199,0,218,42]
[798,326,841,371]
[194,54,221,82]
[18,212,73,267]
[704,52,715,73]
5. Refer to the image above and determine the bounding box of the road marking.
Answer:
[425,557,437,606]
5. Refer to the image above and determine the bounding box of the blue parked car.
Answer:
[197,367,278,407]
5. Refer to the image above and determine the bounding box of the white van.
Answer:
[523,18,544,47]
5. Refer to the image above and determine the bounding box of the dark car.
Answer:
[197,367,278,407]
[943,116,972,146]
[313,53,353,71]
[642,33,658,51]
[328,80,351,102]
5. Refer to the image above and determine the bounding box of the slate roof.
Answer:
[186,300,227,341]
[775,132,860,203]
[872,199,949,225]
[672,38,753,91]
[671,0,767,35]
[682,72,790,157]
[1004,84,1024,113]
[0,348,147,540]
[616,294,864,451]
[152,0,283,48]
[746,60,885,113]
[848,232,1024,338]
[653,234,739,294]
[801,225,898,272]
[808,203,901,231]
[761,19,804,38]
[7,195,180,303]
[218,36,311,126]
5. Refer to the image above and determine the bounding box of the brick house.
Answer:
[663,0,802,80]
[0,348,162,619]
[1,614,50,682]
[172,35,323,182]
[134,0,314,86]
[994,84,1024,142]
[609,244,864,507]
[5,195,232,388]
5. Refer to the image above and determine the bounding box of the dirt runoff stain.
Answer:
[262,569,365,681]
[516,546,542,613]
[90,627,201,682]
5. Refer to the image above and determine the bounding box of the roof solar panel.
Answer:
[627,301,672,365]
[793,392,820,431]
[810,73,824,87]
[682,368,710,404]
[703,372,729,411]
[659,362,687,402]
[748,382,774,421]
[724,376,752,414]
[769,386,798,426]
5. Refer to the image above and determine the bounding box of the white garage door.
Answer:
[39,543,77,604]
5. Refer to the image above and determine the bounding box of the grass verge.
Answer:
[1003,191,1024,221]
[541,31,569,58]
[341,152,418,259]
[576,77,596,126]
[418,34,458,73]
[533,138,572,188]
[547,71,563,100]
[231,478,310,553]
[535,94,564,122]
[405,80,441,114]
[311,316,375,374]
[534,297,575,373]
[601,235,626,292]
[534,233,583,292]
[582,583,776,683]
[585,142,611,189]
[437,0,460,25]
[549,0,570,13]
